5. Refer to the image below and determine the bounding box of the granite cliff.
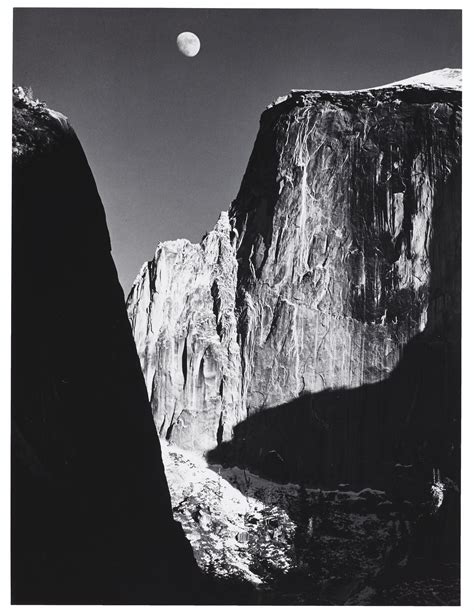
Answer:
[11,86,201,603]
[128,211,244,452]
[127,69,461,490]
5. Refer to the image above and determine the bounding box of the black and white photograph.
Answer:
[9,4,464,606]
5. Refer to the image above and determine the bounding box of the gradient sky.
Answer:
[13,9,462,292]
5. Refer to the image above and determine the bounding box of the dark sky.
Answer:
[13,9,462,292]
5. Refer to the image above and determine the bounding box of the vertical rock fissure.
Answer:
[216,411,224,446]
[182,336,188,389]
[166,409,176,442]
[211,279,223,339]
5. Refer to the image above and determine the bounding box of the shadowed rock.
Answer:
[11,88,201,604]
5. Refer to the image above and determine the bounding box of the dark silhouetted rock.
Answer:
[11,88,201,604]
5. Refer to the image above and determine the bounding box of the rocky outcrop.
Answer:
[127,212,245,453]
[127,69,461,485]
[11,87,201,603]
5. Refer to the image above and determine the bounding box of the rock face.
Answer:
[231,71,460,410]
[11,87,200,603]
[127,70,461,488]
[127,212,245,453]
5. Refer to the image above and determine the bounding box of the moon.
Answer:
[176,32,200,57]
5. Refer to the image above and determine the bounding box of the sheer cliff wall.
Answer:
[127,72,461,485]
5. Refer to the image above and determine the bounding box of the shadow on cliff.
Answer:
[207,148,461,597]
[207,158,461,581]
[207,322,461,585]
[215,85,461,493]
[209,152,461,492]
[207,326,460,492]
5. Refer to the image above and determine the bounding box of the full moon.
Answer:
[176,32,200,57]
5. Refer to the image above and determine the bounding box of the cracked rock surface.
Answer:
[127,69,461,472]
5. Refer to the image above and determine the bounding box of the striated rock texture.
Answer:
[128,212,245,453]
[231,73,460,410]
[11,87,201,603]
[127,70,461,488]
